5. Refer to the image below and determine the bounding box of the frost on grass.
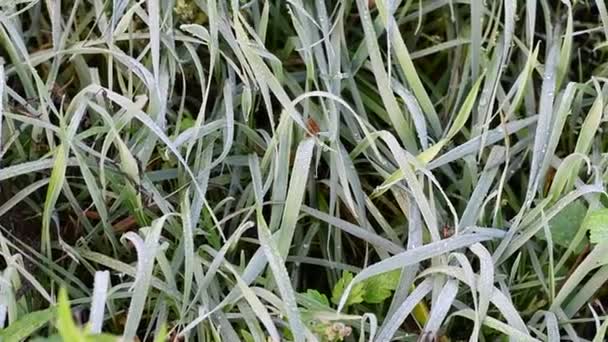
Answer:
[0,1,607,341]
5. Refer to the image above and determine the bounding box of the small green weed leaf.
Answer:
[361,270,401,304]
[302,289,330,307]
[331,271,365,307]
[587,209,608,244]
[536,200,587,250]
[361,280,393,304]
[180,116,195,131]
[331,270,401,306]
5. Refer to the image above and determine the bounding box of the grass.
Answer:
[0,0,607,341]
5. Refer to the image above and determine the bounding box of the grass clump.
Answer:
[0,0,608,341]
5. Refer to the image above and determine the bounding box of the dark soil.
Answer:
[0,184,42,251]
[0,182,43,298]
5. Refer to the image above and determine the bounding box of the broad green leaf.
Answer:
[302,289,330,308]
[361,270,401,304]
[587,209,608,244]
[535,200,587,250]
[331,271,365,307]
